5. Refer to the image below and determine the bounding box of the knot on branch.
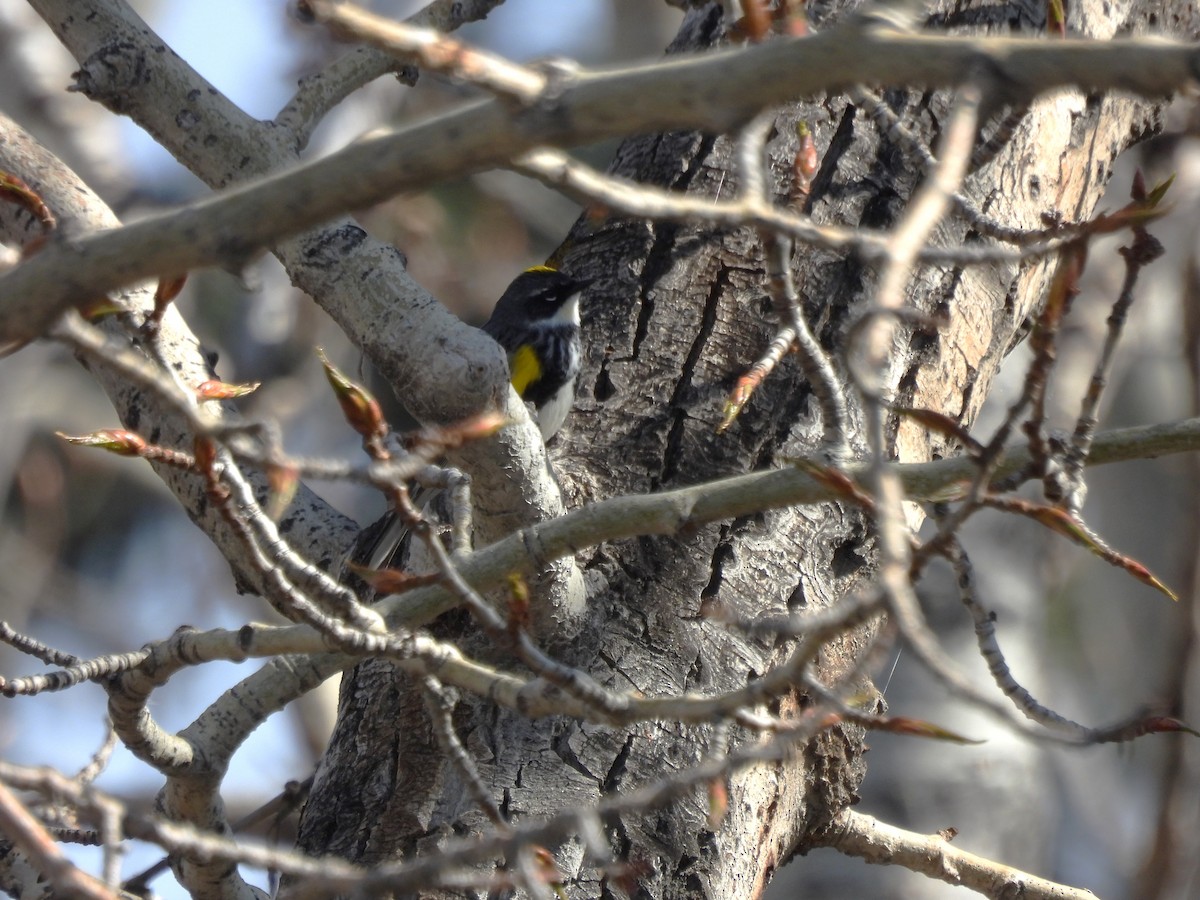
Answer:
[70,42,151,112]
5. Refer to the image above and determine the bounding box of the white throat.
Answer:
[553,291,582,326]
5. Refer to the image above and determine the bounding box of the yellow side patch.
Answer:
[525,264,558,274]
[509,344,543,397]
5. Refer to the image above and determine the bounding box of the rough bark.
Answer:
[295,1,1196,897]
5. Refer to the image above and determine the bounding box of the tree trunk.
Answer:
[295,1,1192,896]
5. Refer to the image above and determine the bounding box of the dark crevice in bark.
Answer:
[1001,268,1022,319]
[553,725,601,784]
[804,103,858,213]
[765,379,817,466]
[602,735,635,794]
[675,133,721,193]
[786,580,808,611]
[938,266,965,317]
[957,363,980,421]
[831,530,871,580]
[593,356,616,402]
[700,528,735,602]
[632,224,677,360]
[896,362,921,409]
[684,652,706,692]
[661,267,728,484]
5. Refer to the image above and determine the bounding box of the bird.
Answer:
[359,265,589,574]
[482,265,588,441]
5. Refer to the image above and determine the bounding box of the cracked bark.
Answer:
[294,1,1197,897]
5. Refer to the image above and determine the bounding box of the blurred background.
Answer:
[0,2,1197,898]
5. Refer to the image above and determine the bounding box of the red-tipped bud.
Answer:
[195,379,261,401]
[347,563,439,594]
[407,411,507,451]
[57,429,147,457]
[317,348,387,444]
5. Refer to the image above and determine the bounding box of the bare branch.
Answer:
[276,0,510,145]
[307,0,546,104]
[3,26,1198,343]
[375,415,1200,627]
[816,810,1098,900]
[0,781,121,900]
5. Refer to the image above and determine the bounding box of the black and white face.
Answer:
[539,287,582,327]
[518,272,588,326]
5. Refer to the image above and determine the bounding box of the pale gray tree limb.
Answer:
[3,19,1199,344]
[815,809,1099,900]
[21,0,570,589]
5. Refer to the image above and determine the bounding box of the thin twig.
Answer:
[945,537,1089,734]
[0,780,121,900]
[0,620,81,667]
[1065,204,1165,500]
[816,809,1098,900]
[421,678,508,829]
[306,0,547,105]
[5,29,1198,343]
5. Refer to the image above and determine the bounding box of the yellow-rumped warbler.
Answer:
[359,265,588,573]
[483,265,588,441]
